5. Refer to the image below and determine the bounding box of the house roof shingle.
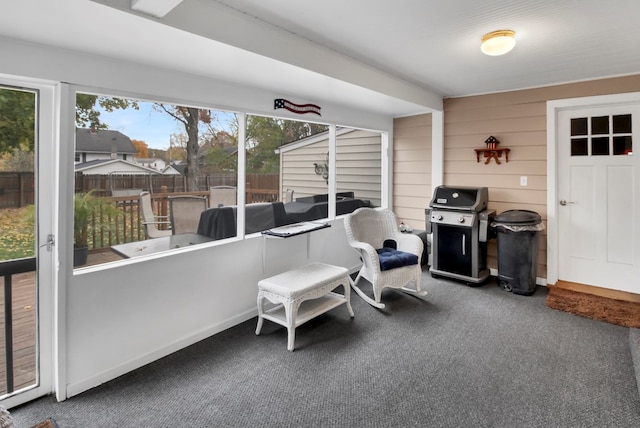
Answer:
[76,128,137,155]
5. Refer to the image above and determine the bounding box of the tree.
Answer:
[0,88,35,153]
[76,94,139,130]
[201,130,237,173]
[244,116,328,173]
[0,147,34,172]
[154,104,211,191]
[131,139,149,158]
[166,133,187,163]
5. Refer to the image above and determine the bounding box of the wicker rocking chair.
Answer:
[344,207,426,309]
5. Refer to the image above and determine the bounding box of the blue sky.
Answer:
[98,101,237,151]
[97,102,183,150]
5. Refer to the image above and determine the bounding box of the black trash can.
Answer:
[494,210,543,296]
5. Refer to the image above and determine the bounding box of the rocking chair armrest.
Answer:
[394,233,424,257]
[350,241,381,270]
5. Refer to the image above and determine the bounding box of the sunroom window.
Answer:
[72,91,386,269]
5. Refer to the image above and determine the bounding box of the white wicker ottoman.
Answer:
[256,262,355,351]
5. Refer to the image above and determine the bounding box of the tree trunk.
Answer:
[185,107,200,191]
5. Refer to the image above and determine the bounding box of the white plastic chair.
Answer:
[343,207,426,309]
[169,195,208,234]
[139,191,172,239]
[282,188,294,203]
[209,186,237,208]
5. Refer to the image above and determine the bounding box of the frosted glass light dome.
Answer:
[481,30,516,56]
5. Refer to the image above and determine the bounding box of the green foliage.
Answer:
[0,207,35,260]
[74,191,121,247]
[0,87,36,153]
[0,147,35,172]
[75,94,139,130]
[245,116,328,174]
[204,145,237,173]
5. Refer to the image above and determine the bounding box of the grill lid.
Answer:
[429,186,488,212]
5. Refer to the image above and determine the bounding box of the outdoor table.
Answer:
[111,233,214,258]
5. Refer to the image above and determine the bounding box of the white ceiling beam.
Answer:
[130,0,183,18]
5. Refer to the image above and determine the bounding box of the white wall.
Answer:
[68,221,359,396]
[0,35,385,399]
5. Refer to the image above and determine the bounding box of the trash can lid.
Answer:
[495,209,541,225]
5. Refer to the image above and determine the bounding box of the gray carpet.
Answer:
[632,328,640,400]
[11,273,640,427]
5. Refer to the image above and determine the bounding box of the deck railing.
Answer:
[0,257,36,396]
[85,188,280,251]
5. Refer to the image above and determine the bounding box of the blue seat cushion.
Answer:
[376,247,419,271]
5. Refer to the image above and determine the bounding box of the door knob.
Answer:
[559,200,575,206]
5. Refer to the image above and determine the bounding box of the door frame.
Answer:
[0,74,59,408]
[546,91,640,286]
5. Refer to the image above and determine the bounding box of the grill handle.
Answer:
[462,234,466,256]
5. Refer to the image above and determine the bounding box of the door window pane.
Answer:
[613,136,633,156]
[591,116,609,135]
[591,137,609,155]
[0,86,38,397]
[613,114,632,133]
[571,117,587,136]
[571,138,588,156]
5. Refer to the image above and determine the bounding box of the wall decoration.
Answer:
[313,152,329,184]
[274,98,321,116]
[474,136,510,164]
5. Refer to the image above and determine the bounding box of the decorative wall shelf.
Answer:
[474,147,510,165]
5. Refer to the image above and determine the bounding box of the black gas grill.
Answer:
[426,186,495,284]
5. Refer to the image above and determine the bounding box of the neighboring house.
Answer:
[163,162,186,175]
[74,159,160,175]
[135,157,167,171]
[75,128,137,164]
[276,128,382,207]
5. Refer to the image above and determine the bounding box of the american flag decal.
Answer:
[274,99,321,116]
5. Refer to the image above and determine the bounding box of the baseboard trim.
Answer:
[552,280,640,303]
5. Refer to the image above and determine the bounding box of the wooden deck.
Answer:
[0,250,124,397]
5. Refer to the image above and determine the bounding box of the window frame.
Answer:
[70,85,390,270]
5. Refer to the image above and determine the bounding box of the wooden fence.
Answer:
[0,172,279,208]
[85,188,281,251]
[0,172,34,208]
[75,173,279,197]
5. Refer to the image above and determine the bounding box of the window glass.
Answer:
[72,92,388,267]
[0,85,38,396]
[570,138,588,156]
[570,118,587,136]
[246,115,329,226]
[591,116,609,135]
[570,114,633,157]
[612,114,632,134]
[613,136,633,156]
[336,127,381,214]
[74,92,237,268]
[591,137,609,156]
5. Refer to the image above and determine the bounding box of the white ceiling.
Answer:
[2,0,640,117]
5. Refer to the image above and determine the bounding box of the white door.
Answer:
[0,78,56,408]
[558,105,640,294]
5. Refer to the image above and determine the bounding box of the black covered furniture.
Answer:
[284,192,371,223]
[197,202,293,240]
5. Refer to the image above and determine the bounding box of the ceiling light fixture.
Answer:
[481,30,516,56]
